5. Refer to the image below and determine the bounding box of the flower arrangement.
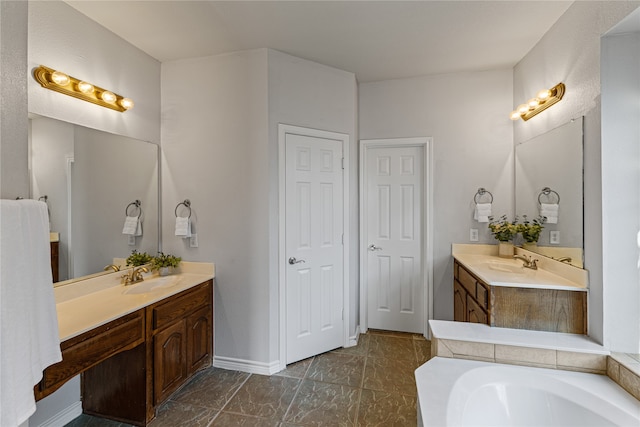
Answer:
[150,252,182,271]
[126,249,153,267]
[518,215,546,243]
[488,215,519,242]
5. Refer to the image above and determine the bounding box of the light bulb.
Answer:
[50,71,70,86]
[509,110,521,121]
[517,104,529,115]
[100,90,116,103]
[536,89,551,101]
[119,98,134,110]
[527,98,540,109]
[77,81,94,94]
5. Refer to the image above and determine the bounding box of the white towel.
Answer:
[474,203,492,223]
[175,216,191,238]
[1,200,62,426]
[122,216,139,235]
[540,203,559,224]
[134,219,142,237]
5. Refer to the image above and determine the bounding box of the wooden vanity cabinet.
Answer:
[453,261,490,324]
[453,260,587,334]
[37,279,213,426]
[50,241,59,282]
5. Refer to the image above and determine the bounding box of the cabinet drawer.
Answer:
[476,282,489,309]
[42,310,144,391]
[457,264,477,295]
[153,281,211,331]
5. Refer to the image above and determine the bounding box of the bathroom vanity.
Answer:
[453,245,587,334]
[34,264,214,426]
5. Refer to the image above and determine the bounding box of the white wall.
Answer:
[1,0,29,199]
[161,50,272,366]
[28,1,160,144]
[162,49,357,368]
[359,69,514,320]
[512,1,640,347]
[601,24,640,353]
[267,49,358,359]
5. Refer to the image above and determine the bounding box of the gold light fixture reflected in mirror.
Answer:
[33,65,134,112]
[510,83,565,121]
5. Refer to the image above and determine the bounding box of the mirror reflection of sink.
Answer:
[122,275,182,295]
[485,261,525,274]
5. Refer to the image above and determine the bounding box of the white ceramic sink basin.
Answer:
[122,275,182,295]
[485,261,525,274]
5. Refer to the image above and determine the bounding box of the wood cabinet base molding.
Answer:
[36,280,213,426]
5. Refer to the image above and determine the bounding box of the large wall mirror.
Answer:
[515,118,583,268]
[29,115,159,284]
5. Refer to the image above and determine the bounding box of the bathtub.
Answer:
[415,357,640,426]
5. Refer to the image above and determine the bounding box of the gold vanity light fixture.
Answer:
[33,65,134,112]
[509,82,565,121]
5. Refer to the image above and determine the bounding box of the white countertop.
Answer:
[54,262,214,342]
[453,252,587,291]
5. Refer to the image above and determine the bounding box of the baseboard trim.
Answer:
[348,325,361,347]
[213,356,281,375]
[36,401,82,427]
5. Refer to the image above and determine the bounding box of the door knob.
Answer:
[288,257,306,265]
[368,244,382,251]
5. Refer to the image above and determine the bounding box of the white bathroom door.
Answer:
[285,132,345,364]
[365,145,424,333]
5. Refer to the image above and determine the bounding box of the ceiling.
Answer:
[65,1,573,83]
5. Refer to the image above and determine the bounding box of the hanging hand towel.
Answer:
[540,203,559,224]
[1,200,62,426]
[175,216,191,238]
[122,215,139,235]
[135,218,143,237]
[474,203,492,223]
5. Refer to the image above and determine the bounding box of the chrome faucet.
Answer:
[513,254,538,270]
[121,266,149,286]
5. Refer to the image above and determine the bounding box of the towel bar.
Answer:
[175,199,192,218]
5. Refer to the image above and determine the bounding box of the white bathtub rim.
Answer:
[415,357,640,427]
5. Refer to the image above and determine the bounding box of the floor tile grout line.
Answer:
[205,372,253,427]
[281,366,311,424]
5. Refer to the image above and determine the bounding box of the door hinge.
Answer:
[341,157,345,169]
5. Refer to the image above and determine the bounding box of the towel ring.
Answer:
[474,188,493,204]
[125,200,142,218]
[38,195,48,202]
[538,187,560,205]
[175,199,192,219]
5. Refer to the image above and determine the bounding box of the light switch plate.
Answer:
[190,233,198,248]
[128,235,136,246]
[470,228,479,242]
[550,231,560,245]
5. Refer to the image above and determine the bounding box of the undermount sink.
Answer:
[122,275,182,295]
[484,261,525,274]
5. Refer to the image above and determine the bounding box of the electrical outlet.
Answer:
[550,231,560,245]
[189,233,198,248]
[470,228,479,242]
[128,235,136,246]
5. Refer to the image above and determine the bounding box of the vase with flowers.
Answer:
[518,215,545,251]
[488,215,518,257]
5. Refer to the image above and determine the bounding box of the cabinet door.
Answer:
[187,305,212,375]
[154,320,187,404]
[453,281,467,322]
[467,295,488,325]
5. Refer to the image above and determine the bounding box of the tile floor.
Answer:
[65,330,431,427]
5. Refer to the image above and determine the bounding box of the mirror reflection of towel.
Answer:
[175,216,191,238]
[540,203,558,224]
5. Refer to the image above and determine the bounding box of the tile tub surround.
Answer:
[430,320,640,402]
[65,330,431,426]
